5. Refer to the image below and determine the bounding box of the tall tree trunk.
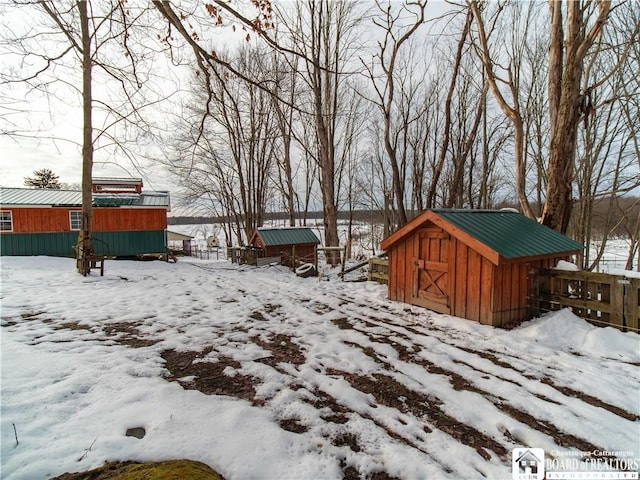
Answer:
[469,1,536,219]
[78,0,94,276]
[427,10,472,209]
[541,0,611,232]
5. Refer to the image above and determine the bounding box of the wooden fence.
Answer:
[531,268,640,332]
[368,257,389,284]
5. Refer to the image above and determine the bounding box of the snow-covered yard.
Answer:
[1,257,638,479]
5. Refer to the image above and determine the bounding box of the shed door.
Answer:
[411,228,451,314]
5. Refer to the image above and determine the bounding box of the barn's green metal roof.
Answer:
[0,187,170,209]
[257,227,320,246]
[432,209,583,259]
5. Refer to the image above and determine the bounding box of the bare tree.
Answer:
[541,0,616,232]
[363,0,426,226]
[2,1,159,274]
[164,47,280,244]
[266,49,300,227]
[468,1,537,219]
[274,0,365,263]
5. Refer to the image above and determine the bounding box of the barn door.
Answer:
[411,228,451,314]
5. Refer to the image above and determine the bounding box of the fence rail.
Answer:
[532,268,640,332]
[368,257,389,284]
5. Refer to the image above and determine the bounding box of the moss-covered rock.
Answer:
[51,459,224,480]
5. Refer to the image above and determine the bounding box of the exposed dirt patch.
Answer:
[306,389,352,424]
[340,462,401,480]
[496,401,602,453]
[161,349,259,404]
[540,377,640,421]
[56,321,93,332]
[333,431,361,452]
[344,341,381,364]
[315,297,632,462]
[103,322,158,348]
[278,417,308,434]
[252,333,306,367]
[263,303,282,314]
[20,311,48,320]
[249,310,268,321]
[3,312,52,327]
[332,317,352,330]
[455,346,515,370]
[341,371,507,461]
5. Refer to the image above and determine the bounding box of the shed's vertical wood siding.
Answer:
[466,248,482,322]
[479,257,494,324]
[388,234,409,303]
[448,237,494,325]
[453,238,468,319]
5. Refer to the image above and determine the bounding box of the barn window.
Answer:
[69,211,82,230]
[0,211,13,231]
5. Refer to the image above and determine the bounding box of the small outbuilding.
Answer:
[380,209,583,326]
[167,231,194,255]
[248,227,320,265]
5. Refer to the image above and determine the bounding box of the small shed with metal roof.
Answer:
[380,209,583,326]
[0,178,171,258]
[248,227,321,265]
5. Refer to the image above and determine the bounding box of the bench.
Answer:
[88,255,106,276]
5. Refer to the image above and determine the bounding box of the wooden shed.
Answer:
[248,227,320,265]
[0,178,170,258]
[380,209,583,326]
[167,231,194,255]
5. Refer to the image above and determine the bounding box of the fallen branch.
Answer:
[77,437,98,462]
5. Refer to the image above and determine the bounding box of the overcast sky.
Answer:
[0,2,207,193]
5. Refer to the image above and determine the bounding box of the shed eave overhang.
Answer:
[497,249,583,265]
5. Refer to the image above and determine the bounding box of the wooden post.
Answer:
[624,279,639,332]
[292,245,296,271]
[314,245,318,271]
[611,279,625,329]
[529,268,540,318]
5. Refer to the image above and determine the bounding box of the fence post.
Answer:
[529,269,539,318]
[611,279,625,329]
[624,279,639,332]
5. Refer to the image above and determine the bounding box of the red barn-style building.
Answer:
[380,209,583,326]
[0,178,170,258]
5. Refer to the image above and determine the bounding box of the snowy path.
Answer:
[1,257,638,480]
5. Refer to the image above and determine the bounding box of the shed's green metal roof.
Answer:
[432,209,583,259]
[257,227,320,246]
